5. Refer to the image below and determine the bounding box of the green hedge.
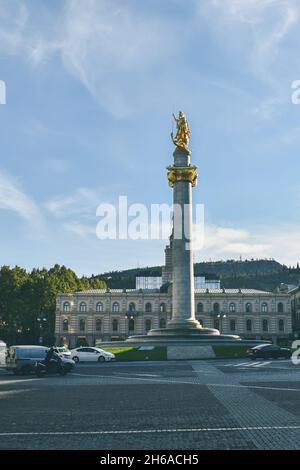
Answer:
[212,345,249,358]
[102,346,167,361]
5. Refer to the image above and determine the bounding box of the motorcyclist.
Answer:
[45,346,62,372]
[45,346,55,366]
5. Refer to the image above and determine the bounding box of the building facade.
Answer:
[55,287,292,347]
[290,285,300,337]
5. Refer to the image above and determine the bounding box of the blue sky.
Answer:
[1,0,300,275]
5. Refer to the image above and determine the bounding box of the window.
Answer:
[245,303,252,313]
[278,319,284,332]
[214,319,220,330]
[160,303,166,313]
[128,319,135,331]
[112,302,120,313]
[79,319,85,331]
[79,302,87,313]
[112,319,118,332]
[63,302,70,312]
[128,302,135,313]
[278,302,284,313]
[246,319,252,332]
[96,319,101,332]
[230,319,236,331]
[213,303,220,314]
[145,302,152,313]
[262,319,268,332]
[261,303,268,313]
[229,303,236,313]
[197,302,203,313]
[96,302,103,313]
[145,319,152,332]
[159,318,166,329]
[62,319,69,332]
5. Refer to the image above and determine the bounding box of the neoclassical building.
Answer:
[289,285,300,337]
[55,286,292,347]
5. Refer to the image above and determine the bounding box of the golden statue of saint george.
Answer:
[171,111,191,153]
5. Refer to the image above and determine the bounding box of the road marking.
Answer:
[132,373,160,377]
[207,383,300,392]
[252,361,272,368]
[0,378,41,385]
[2,425,300,437]
[69,372,300,392]
[233,362,252,367]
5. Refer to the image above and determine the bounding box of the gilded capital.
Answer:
[167,165,198,187]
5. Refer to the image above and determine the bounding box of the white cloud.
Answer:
[198,0,299,70]
[58,0,178,117]
[45,187,101,218]
[0,169,40,222]
[0,0,180,117]
[192,221,300,265]
[63,221,95,238]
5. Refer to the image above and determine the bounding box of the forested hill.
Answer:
[100,259,300,292]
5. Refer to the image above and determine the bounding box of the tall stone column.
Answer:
[167,147,201,330]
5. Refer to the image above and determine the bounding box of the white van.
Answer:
[0,341,7,366]
[6,345,48,375]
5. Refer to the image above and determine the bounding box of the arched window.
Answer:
[79,319,85,331]
[230,319,236,331]
[96,302,103,312]
[245,303,252,313]
[145,319,152,332]
[96,319,102,332]
[261,303,268,313]
[278,302,284,313]
[63,302,70,313]
[197,302,203,313]
[213,302,220,314]
[229,303,236,313]
[128,302,135,313]
[112,302,120,313]
[128,319,135,331]
[159,318,166,329]
[62,319,69,332]
[160,303,166,313]
[214,319,220,330]
[278,319,284,332]
[79,302,87,313]
[145,302,152,313]
[112,319,118,332]
[262,319,268,332]
[246,319,252,332]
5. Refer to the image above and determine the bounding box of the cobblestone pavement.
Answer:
[0,359,300,450]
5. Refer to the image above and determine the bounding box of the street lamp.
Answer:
[217,313,227,333]
[37,316,48,344]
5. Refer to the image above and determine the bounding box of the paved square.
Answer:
[0,359,300,449]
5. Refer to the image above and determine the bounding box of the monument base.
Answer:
[126,326,240,343]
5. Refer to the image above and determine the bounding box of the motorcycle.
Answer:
[35,354,75,377]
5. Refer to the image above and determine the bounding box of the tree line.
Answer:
[0,264,106,345]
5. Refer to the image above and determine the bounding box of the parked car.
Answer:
[246,344,292,360]
[0,340,6,366]
[70,346,115,363]
[55,346,72,358]
[6,345,49,375]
